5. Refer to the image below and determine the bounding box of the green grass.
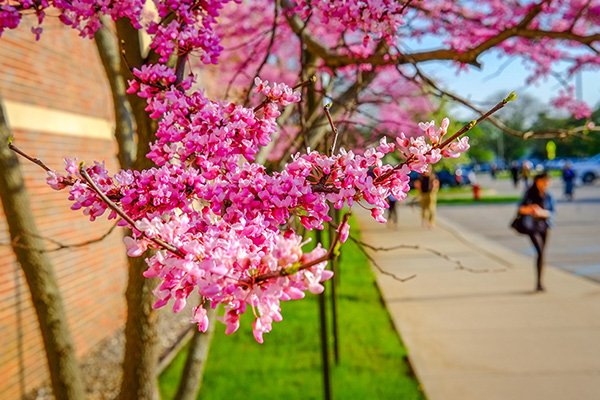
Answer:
[159,220,424,400]
[436,186,472,194]
[437,195,520,205]
[408,187,520,205]
[496,170,562,180]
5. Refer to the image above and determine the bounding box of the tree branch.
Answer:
[95,18,136,169]
[8,142,52,173]
[282,0,596,70]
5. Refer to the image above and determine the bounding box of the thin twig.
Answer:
[438,92,516,149]
[324,104,340,156]
[374,92,515,184]
[402,62,600,140]
[2,224,119,253]
[8,142,52,172]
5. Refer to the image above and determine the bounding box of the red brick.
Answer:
[0,17,128,395]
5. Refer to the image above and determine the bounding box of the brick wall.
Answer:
[0,15,112,120]
[0,16,128,399]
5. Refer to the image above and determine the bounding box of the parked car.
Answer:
[472,163,492,173]
[543,158,569,171]
[436,169,456,187]
[434,166,472,188]
[571,154,600,185]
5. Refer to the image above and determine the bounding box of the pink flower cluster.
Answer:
[44,67,466,341]
[0,0,144,38]
[551,87,592,120]
[295,0,405,45]
[147,0,230,63]
[254,77,301,106]
[0,0,228,64]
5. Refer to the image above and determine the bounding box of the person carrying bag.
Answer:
[510,172,555,292]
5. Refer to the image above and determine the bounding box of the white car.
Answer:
[571,154,600,185]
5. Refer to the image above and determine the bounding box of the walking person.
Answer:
[415,167,439,228]
[386,194,398,228]
[510,161,520,188]
[520,160,532,188]
[490,163,498,180]
[562,162,575,201]
[518,172,554,292]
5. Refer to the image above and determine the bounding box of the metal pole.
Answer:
[328,212,340,364]
[329,252,340,365]
[316,229,332,400]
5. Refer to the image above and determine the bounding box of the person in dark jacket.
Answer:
[509,161,520,188]
[562,162,575,201]
[386,194,398,228]
[518,172,555,292]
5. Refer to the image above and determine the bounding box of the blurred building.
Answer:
[0,17,127,398]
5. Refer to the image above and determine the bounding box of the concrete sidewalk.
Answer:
[356,206,600,400]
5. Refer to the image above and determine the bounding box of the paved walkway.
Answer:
[355,206,600,400]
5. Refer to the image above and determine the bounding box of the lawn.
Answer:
[495,169,562,180]
[159,220,424,400]
[408,187,520,205]
[436,195,520,205]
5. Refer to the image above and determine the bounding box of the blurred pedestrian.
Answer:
[510,161,520,188]
[520,160,532,188]
[490,163,498,180]
[562,162,575,201]
[518,172,554,292]
[415,168,439,228]
[386,194,398,228]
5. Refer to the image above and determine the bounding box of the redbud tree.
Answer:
[1,1,598,399]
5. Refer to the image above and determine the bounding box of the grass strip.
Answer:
[437,196,520,205]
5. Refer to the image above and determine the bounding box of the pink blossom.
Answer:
[552,87,592,119]
[337,221,350,244]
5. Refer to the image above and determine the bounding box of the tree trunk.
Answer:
[174,308,216,400]
[115,19,157,171]
[94,20,136,170]
[118,255,161,400]
[0,99,86,400]
[94,19,161,400]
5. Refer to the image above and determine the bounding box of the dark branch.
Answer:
[3,224,118,253]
